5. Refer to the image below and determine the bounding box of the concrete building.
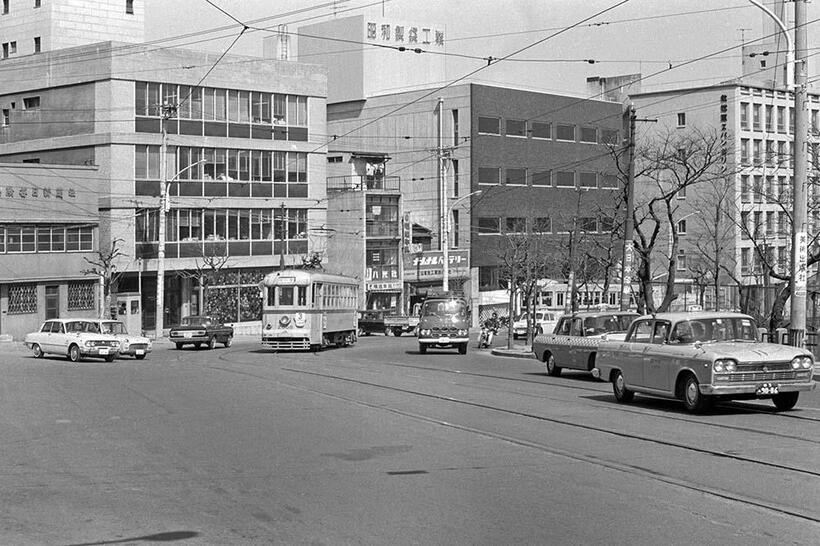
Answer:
[0,0,144,58]
[628,82,820,313]
[0,162,105,339]
[0,33,328,333]
[325,151,404,311]
[299,15,624,324]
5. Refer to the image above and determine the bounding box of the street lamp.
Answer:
[747,0,794,89]
[154,158,206,339]
[442,190,482,292]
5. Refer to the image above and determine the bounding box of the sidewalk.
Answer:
[491,343,535,359]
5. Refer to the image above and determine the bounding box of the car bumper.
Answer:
[701,380,816,395]
[170,335,209,343]
[419,336,469,346]
[120,347,152,357]
[81,347,119,357]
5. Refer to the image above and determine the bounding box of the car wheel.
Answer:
[224,336,233,348]
[105,354,116,363]
[207,336,216,350]
[681,374,711,413]
[32,344,44,358]
[194,343,202,350]
[545,353,562,377]
[612,371,634,403]
[458,343,467,355]
[419,344,427,354]
[357,327,365,338]
[175,343,183,350]
[513,332,519,340]
[68,344,81,363]
[384,328,391,336]
[393,327,403,337]
[135,354,147,360]
[772,392,799,411]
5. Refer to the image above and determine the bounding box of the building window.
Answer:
[126,0,134,14]
[477,217,500,234]
[533,217,551,233]
[2,0,8,14]
[33,36,41,53]
[765,105,774,132]
[505,217,526,233]
[600,128,618,145]
[677,250,687,271]
[740,175,750,203]
[477,116,500,135]
[677,219,687,235]
[579,172,597,189]
[740,103,749,130]
[505,168,526,186]
[531,121,551,139]
[8,284,37,315]
[452,109,459,144]
[579,217,598,232]
[777,106,785,132]
[67,282,96,311]
[579,127,597,143]
[452,209,459,247]
[555,171,575,187]
[1,43,7,59]
[600,173,619,189]
[327,156,342,163]
[34,0,41,7]
[556,124,575,141]
[2,108,8,127]
[505,119,526,138]
[477,167,500,185]
[452,159,459,196]
[23,96,41,110]
[752,104,761,130]
[677,113,686,127]
[531,171,551,187]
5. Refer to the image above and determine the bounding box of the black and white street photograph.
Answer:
[1,0,820,544]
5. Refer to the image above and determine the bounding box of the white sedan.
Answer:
[24,318,121,362]
[512,310,561,339]
[88,319,152,360]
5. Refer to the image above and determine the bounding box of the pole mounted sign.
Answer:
[795,231,808,297]
[404,250,469,282]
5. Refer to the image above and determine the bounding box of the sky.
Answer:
[145,0,820,97]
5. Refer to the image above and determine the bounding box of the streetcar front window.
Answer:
[279,286,295,306]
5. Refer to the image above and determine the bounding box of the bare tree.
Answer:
[177,254,231,315]
[83,238,126,319]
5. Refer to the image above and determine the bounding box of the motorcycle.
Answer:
[477,326,497,348]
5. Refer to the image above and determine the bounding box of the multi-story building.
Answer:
[628,82,820,312]
[0,0,144,58]
[299,16,624,324]
[325,151,404,312]
[0,162,105,339]
[0,14,328,334]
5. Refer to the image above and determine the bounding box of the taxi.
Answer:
[24,318,121,362]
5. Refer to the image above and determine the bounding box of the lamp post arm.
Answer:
[747,0,794,89]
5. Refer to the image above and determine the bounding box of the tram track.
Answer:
[208,351,820,525]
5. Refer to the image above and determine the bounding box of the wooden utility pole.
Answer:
[279,202,286,270]
[619,104,636,311]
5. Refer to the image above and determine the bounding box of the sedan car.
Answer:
[594,312,816,412]
[88,319,152,360]
[24,318,121,362]
[512,309,561,339]
[169,315,234,350]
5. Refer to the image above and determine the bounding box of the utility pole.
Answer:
[154,102,175,339]
[619,104,636,311]
[437,97,452,292]
[790,0,809,346]
[279,202,286,270]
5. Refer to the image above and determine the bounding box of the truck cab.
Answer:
[416,294,470,354]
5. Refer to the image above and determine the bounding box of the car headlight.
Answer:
[112,341,120,348]
[458,329,468,336]
[791,355,813,369]
[265,323,272,330]
[713,358,737,372]
[420,329,431,336]
[84,340,94,347]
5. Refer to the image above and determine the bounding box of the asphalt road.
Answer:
[1,335,819,545]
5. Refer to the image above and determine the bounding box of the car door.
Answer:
[643,320,672,391]
[551,317,574,364]
[36,321,56,354]
[618,319,652,387]
[50,320,69,354]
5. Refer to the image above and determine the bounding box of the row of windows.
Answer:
[6,281,96,315]
[477,167,619,189]
[740,245,789,275]
[740,174,796,204]
[738,102,820,135]
[476,215,614,235]
[135,82,308,126]
[740,210,791,240]
[477,116,619,145]
[135,146,308,182]
[135,208,308,243]
[0,225,93,253]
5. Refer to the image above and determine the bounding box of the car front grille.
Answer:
[724,370,800,382]
[129,343,149,351]
[430,327,461,336]
[89,340,118,347]
[736,360,792,372]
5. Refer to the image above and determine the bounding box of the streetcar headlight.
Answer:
[791,355,813,369]
[279,315,291,327]
[265,323,272,330]
[713,359,737,372]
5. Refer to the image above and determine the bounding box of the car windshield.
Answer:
[181,317,208,326]
[669,317,758,344]
[67,321,100,333]
[101,322,127,335]
[422,300,467,317]
[583,314,634,335]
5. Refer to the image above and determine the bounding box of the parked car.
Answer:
[594,312,816,412]
[88,319,152,360]
[24,318,121,362]
[512,309,562,339]
[532,311,639,376]
[169,315,234,350]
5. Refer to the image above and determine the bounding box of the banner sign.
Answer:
[404,250,469,282]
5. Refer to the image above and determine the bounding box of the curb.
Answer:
[491,347,535,359]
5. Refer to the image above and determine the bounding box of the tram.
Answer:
[259,269,358,351]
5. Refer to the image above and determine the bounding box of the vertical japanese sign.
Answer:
[795,231,808,297]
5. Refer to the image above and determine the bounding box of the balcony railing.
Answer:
[327,175,401,193]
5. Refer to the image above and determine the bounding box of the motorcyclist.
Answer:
[480,312,500,347]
